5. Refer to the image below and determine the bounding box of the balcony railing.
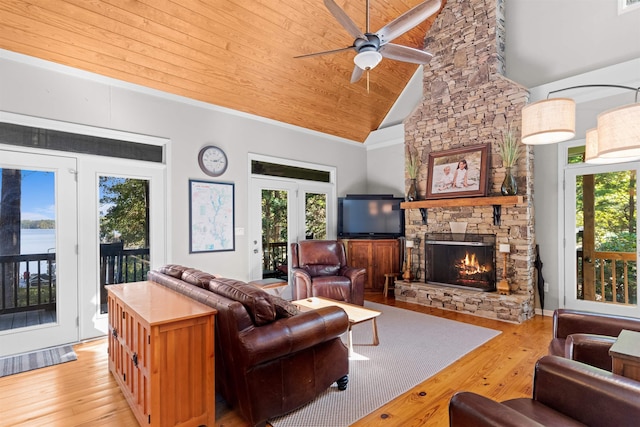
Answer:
[577,250,637,305]
[0,253,56,314]
[0,246,150,316]
[263,241,287,279]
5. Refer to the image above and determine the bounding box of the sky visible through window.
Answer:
[0,169,55,221]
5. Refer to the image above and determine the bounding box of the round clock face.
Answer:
[198,146,228,177]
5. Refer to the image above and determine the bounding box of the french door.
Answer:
[563,161,639,317]
[249,177,335,296]
[0,150,78,357]
[78,157,166,339]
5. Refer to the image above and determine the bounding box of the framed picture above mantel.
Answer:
[426,144,490,200]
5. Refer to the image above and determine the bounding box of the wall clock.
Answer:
[198,145,228,177]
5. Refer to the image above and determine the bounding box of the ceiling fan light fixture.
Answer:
[596,103,640,159]
[521,98,576,145]
[354,50,382,70]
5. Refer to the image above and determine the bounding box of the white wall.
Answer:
[0,50,369,281]
[365,124,405,197]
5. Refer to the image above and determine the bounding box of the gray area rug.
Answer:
[270,302,501,427]
[0,344,77,377]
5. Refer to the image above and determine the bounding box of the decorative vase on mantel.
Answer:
[498,123,521,196]
[407,179,419,201]
[501,167,517,196]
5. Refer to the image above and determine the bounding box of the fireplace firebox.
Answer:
[424,233,496,291]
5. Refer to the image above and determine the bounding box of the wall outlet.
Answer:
[544,282,549,293]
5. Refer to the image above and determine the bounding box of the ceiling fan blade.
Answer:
[380,43,433,64]
[324,0,367,41]
[350,65,364,83]
[294,46,355,59]
[377,0,442,44]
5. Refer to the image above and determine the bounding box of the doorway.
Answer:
[78,157,166,339]
[0,150,79,357]
[248,156,336,293]
[564,157,639,317]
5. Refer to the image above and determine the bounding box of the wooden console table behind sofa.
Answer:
[107,280,216,427]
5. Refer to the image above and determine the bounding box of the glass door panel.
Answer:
[565,163,639,316]
[305,192,327,240]
[262,189,290,280]
[99,176,151,314]
[0,151,78,357]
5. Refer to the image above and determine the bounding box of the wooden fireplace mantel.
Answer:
[400,195,523,209]
[400,195,524,226]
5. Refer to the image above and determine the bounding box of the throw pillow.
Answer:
[268,294,300,318]
[181,268,218,288]
[159,264,186,278]
[209,278,276,326]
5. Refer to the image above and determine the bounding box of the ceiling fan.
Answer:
[296,0,442,83]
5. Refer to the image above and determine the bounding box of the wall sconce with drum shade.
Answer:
[521,85,640,164]
[497,243,510,295]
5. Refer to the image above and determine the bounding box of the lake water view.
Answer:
[21,228,56,254]
[16,229,56,281]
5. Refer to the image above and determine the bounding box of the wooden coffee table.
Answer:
[293,297,381,356]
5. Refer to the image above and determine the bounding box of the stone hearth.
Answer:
[395,281,532,323]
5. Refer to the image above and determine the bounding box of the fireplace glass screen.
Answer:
[424,233,496,291]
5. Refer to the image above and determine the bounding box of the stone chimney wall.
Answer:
[398,0,536,322]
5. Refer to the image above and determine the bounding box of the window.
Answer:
[619,0,640,14]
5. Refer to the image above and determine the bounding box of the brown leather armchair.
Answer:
[449,355,640,426]
[291,240,366,305]
[549,308,640,371]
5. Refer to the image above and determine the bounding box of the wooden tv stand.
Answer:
[106,281,217,426]
[341,239,400,291]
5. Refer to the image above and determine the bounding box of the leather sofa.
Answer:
[291,240,366,305]
[449,355,640,426]
[549,308,640,371]
[148,265,350,427]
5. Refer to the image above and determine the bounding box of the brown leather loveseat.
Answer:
[449,355,640,426]
[549,308,640,371]
[148,265,350,427]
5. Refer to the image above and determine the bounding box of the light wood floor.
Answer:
[0,293,552,427]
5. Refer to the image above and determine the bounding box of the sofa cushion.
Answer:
[268,294,300,318]
[304,264,340,277]
[209,278,276,326]
[159,264,187,278]
[181,268,218,288]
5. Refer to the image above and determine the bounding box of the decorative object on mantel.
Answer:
[497,243,511,295]
[521,84,640,164]
[403,239,414,281]
[425,144,490,200]
[498,123,522,196]
[406,147,420,201]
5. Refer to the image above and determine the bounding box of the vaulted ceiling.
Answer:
[0,0,444,142]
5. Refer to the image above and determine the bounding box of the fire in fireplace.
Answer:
[424,233,496,291]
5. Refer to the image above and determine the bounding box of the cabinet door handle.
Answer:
[132,352,138,367]
[112,328,118,338]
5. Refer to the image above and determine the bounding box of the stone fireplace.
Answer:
[394,0,536,323]
[425,233,496,292]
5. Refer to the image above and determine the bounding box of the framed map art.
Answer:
[189,179,235,253]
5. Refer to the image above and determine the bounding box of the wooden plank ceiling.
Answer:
[0,0,443,142]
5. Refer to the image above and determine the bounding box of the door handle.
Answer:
[254,249,259,254]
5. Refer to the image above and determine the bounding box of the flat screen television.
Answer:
[337,195,405,239]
